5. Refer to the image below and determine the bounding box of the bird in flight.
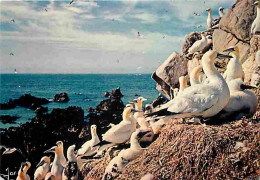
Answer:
[10,53,14,56]
[69,0,74,5]
[10,19,15,23]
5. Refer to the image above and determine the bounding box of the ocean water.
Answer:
[0,74,159,128]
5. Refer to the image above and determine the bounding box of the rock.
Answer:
[53,92,69,102]
[35,106,48,114]
[0,115,20,124]
[0,99,16,110]
[0,106,85,178]
[213,29,250,63]
[104,91,110,97]
[152,52,188,97]
[219,0,256,42]
[151,94,169,108]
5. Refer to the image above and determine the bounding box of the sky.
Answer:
[0,0,235,74]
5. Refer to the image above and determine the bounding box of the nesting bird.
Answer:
[16,161,31,180]
[44,146,64,180]
[218,78,257,120]
[188,33,208,55]
[77,125,100,157]
[62,145,79,180]
[130,97,149,129]
[146,50,232,120]
[251,0,260,35]
[34,156,51,180]
[222,46,244,82]
[206,8,213,29]
[102,129,151,180]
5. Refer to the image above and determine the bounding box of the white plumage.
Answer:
[16,162,31,180]
[34,156,51,180]
[251,1,260,35]
[206,8,213,29]
[188,33,208,55]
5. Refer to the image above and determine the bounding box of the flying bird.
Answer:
[69,0,74,5]
[10,53,14,56]
[10,19,15,23]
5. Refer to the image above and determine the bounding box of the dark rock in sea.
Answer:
[87,87,125,140]
[0,115,20,124]
[53,92,69,102]
[0,94,50,110]
[104,91,110,97]
[35,106,48,114]
[135,94,139,96]
[0,106,85,178]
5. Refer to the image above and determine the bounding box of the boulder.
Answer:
[219,0,256,42]
[0,115,20,124]
[152,52,188,96]
[213,29,250,63]
[53,92,69,102]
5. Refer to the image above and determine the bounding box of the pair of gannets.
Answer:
[251,1,260,35]
[147,50,232,119]
[102,129,151,180]
[16,161,31,180]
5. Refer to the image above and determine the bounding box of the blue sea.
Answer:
[0,74,158,128]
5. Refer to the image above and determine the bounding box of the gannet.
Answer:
[44,146,64,180]
[146,50,231,119]
[16,161,31,180]
[146,118,164,135]
[1,145,26,159]
[223,46,245,82]
[144,104,153,114]
[251,1,260,35]
[251,50,260,86]
[173,88,179,98]
[77,125,100,157]
[62,145,79,180]
[219,7,225,17]
[130,97,149,129]
[96,106,139,147]
[178,76,188,94]
[190,65,208,86]
[56,141,67,167]
[102,130,151,180]
[188,33,208,55]
[218,78,257,119]
[34,156,51,180]
[206,8,213,29]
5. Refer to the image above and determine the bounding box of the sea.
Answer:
[0,74,159,129]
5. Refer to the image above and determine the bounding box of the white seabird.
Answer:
[251,50,260,87]
[34,156,51,180]
[146,50,232,120]
[16,161,31,180]
[251,1,260,35]
[219,7,225,17]
[188,33,208,55]
[62,145,79,180]
[77,125,100,157]
[102,129,151,180]
[178,76,188,94]
[190,65,207,86]
[56,141,67,167]
[222,46,245,82]
[130,97,149,129]
[206,8,213,29]
[218,78,257,119]
[44,146,64,180]
[96,106,139,147]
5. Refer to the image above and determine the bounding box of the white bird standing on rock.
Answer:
[219,7,225,17]
[102,129,151,180]
[218,78,257,119]
[16,161,31,180]
[44,146,64,180]
[251,0,260,35]
[146,50,232,120]
[206,8,213,29]
[62,145,79,180]
[34,156,51,180]
[56,141,67,167]
[77,125,100,157]
[222,46,245,82]
[188,33,208,55]
[130,97,149,129]
[251,50,260,86]
[95,106,139,147]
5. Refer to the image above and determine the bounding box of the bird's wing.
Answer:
[167,85,219,114]
[77,145,91,156]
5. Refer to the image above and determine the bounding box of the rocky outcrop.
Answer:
[0,115,20,124]
[0,94,50,110]
[219,0,256,42]
[53,92,70,102]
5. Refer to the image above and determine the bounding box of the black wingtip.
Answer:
[93,140,112,147]
[145,108,174,117]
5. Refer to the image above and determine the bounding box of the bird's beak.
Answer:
[137,130,152,139]
[131,109,142,113]
[36,160,45,168]
[142,98,147,102]
[129,99,138,104]
[217,53,233,59]
[223,47,235,53]
[240,84,257,90]
[44,147,55,154]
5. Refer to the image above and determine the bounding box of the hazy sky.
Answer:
[0,0,235,74]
